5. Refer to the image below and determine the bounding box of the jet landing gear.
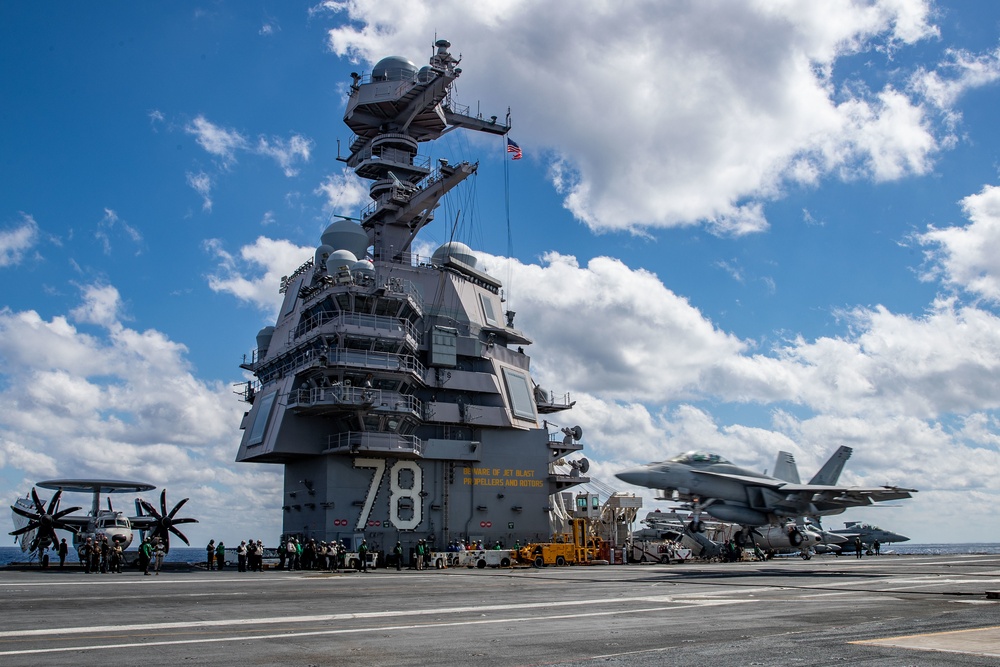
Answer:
[686,497,706,533]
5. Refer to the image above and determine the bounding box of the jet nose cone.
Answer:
[615,467,648,488]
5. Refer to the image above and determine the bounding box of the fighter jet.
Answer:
[615,448,915,541]
[831,521,909,548]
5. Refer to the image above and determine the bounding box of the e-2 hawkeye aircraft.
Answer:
[615,447,915,545]
[10,479,197,558]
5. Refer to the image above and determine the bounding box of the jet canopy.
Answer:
[669,451,730,465]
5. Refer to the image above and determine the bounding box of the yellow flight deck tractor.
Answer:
[516,518,603,567]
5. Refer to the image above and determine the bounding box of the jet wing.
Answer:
[690,470,854,493]
[690,469,786,489]
[811,486,916,505]
[692,469,915,501]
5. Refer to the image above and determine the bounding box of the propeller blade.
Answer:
[52,506,83,521]
[169,525,191,546]
[11,504,38,520]
[30,488,45,514]
[46,489,63,515]
[169,517,198,526]
[139,499,161,518]
[166,497,190,520]
[160,489,168,517]
[10,522,41,536]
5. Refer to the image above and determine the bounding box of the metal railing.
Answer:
[279,259,315,294]
[349,144,431,171]
[289,386,422,415]
[292,311,419,345]
[323,349,425,376]
[324,431,424,457]
[254,346,425,388]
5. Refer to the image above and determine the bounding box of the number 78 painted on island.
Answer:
[354,458,423,531]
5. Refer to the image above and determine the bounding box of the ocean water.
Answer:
[889,543,1000,556]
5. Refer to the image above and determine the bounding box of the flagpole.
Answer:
[504,134,514,312]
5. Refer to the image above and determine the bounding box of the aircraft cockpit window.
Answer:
[670,451,729,465]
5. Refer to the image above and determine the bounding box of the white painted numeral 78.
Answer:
[354,458,423,531]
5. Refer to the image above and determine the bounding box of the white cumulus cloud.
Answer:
[205,236,315,315]
[0,283,282,545]
[917,185,1000,304]
[319,0,951,234]
[0,213,40,267]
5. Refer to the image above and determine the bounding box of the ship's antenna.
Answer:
[447,209,462,244]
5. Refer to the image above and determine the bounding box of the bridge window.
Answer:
[247,391,278,446]
[502,367,536,421]
[480,293,500,327]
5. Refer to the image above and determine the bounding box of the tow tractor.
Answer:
[516,518,602,567]
[459,549,515,569]
[630,540,692,564]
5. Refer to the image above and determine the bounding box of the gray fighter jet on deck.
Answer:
[831,521,910,548]
[615,447,915,542]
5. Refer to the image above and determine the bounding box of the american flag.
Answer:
[506,137,522,160]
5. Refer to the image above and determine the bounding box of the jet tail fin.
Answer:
[808,446,853,485]
[773,451,801,483]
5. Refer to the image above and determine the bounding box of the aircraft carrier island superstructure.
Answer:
[235,40,588,556]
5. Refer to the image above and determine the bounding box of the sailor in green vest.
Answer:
[393,541,403,571]
[139,538,153,576]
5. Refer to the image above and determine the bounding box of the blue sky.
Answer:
[3,1,1000,546]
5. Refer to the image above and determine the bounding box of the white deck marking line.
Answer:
[592,645,679,659]
[0,594,745,639]
[0,601,751,656]
[672,587,773,597]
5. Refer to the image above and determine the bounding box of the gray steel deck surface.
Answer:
[2,554,998,666]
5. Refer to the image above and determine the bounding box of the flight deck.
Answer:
[1,554,998,666]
